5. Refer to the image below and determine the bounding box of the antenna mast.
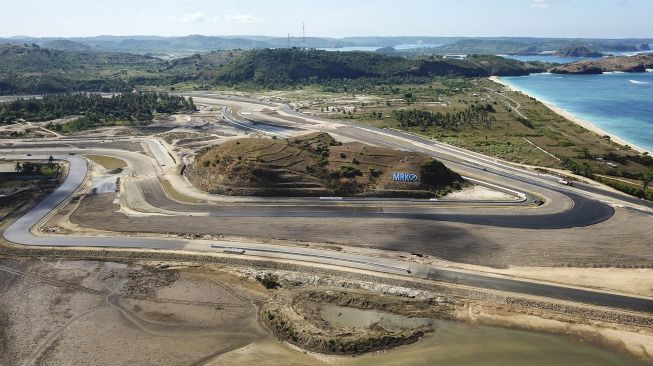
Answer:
[302,22,305,47]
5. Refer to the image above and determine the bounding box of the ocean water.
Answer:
[503,47,653,64]
[500,72,653,152]
[502,55,604,64]
[319,44,443,52]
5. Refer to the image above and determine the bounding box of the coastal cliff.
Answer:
[551,54,653,74]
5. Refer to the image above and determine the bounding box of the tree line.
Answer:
[392,103,497,130]
[0,92,197,125]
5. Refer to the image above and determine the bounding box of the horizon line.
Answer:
[2,34,653,40]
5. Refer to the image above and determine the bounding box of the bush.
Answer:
[256,273,281,289]
[339,165,362,178]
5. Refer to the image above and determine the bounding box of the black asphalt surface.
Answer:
[137,171,614,229]
[427,269,653,313]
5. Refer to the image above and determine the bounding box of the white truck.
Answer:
[558,179,574,187]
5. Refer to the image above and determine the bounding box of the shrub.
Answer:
[256,273,281,289]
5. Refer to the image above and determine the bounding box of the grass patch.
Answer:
[161,179,202,203]
[86,155,127,170]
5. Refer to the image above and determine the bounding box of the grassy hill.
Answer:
[170,49,545,88]
[0,46,546,94]
[185,132,463,197]
[0,44,164,94]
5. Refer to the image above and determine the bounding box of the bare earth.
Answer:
[1,258,651,365]
[0,259,267,366]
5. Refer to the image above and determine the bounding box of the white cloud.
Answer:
[530,0,551,9]
[224,14,264,24]
[170,11,206,23]
[170,12,264,24]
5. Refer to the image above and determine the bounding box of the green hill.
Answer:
[0,44,164,94]
[185,132,463,197]
[0,45,546,94]
[169,49,544,88]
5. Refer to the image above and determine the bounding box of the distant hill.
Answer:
[169,49,546,88]
[185,132,463,197]
[39,39,92,52]
[1,36,650,58]
[0,44,164,94]
[554,46,603,57]
[0,44,162,73]
[0,45,549,93]
[428,38,652,55]
[550,54,653,74]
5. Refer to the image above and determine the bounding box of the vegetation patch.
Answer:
[260,289,454,355]
[160,179,202,204]
[0,92,197,132]
[185,132,463,197]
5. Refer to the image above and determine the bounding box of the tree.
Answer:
[643,169,653,192]
[47,155,55,169]
[20,162,35,174]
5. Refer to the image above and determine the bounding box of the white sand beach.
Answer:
[489,76,650,155]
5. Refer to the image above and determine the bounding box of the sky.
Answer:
[1,0,651,38]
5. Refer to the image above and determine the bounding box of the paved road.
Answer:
[2,146,614,229]
[427,269,653,312]
[3,157,651,313]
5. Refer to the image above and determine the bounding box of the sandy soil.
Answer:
[443,184,515,201]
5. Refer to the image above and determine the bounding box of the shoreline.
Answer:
[489,76,650,155]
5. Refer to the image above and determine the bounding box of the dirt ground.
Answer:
[1,258,650,365]
[0,258,268,366]
[69,193,653,268]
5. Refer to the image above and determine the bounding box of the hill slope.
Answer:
[169,49,545,88]
[0,46,548,94]
[185,132,463,197]
[550,54,653,74]
[0,44,165,94]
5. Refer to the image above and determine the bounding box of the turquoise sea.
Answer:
[319,44,443,52]
[503,55,604,64]
[500,71,653,152]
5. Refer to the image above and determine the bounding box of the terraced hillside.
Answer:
[185,132,463,197]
